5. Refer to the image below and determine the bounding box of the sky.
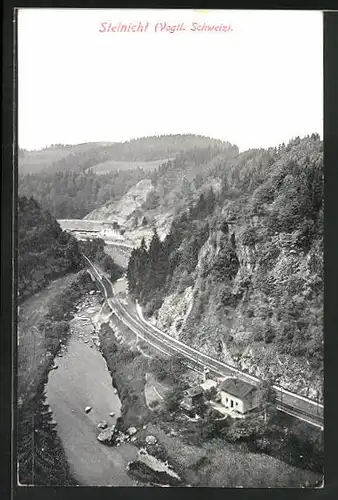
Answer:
[18,9,323,152]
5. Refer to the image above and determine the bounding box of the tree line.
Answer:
[127,189,216,315]
[18,196,83,302]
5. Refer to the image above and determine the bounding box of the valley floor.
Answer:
[99,314,322,488]
[16,269,323,487]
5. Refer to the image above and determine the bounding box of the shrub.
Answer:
[164,385,185,412]
[221,289,238,308]
[264,325,276,344]
[212,242,239,281]
[220,221,229,234]
[149,400,160,409]
[177,271,194,294]
[151,356,170,382]
[254,328,264,342]
[242,226,260,247]
[142,296,164,317]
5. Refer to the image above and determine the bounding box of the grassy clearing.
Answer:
[199,439,320,487]
[144,372,168,411]
[132,420,321,487]
[88,158,169,175]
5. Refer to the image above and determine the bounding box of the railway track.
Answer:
[84,255,324,430]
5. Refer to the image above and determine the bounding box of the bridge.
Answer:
[59,219,134,252]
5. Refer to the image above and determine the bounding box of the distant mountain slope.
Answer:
[19,134,230,175]
[127,134,323,400]
[86,143,238,226]
[18,142,115,175]
[19,135,234,221]
[83,141,239,245]
[19,135,238,223]
[18,197,83,301]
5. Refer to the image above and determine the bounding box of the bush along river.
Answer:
[46,291,182,486]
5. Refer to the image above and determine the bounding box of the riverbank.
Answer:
[98,316,322,487]
[17,270,96,485]
[99,320,150,431]
[46,302,138,487]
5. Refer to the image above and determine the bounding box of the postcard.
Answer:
[16,8,323,488]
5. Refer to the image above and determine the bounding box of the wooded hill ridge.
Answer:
[19,134,235,219]
[19,134,233,174]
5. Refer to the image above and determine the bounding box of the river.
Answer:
[46,294,139,486]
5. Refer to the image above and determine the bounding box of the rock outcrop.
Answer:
[97,424,118,445]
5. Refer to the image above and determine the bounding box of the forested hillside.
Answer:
[127,134,323,399]
[147,143,239,211]
[19,169,147,219]
[19,134,233,219]
[18,196,83,301]
[84,140,239,248]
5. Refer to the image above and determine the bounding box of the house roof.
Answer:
[219,378,256,399]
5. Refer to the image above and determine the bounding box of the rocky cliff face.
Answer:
[132,136,323,400]
[84,179,173,247]
[85,179,154,225]
[151,219,322,399]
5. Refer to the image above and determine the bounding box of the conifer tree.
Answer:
[127,248,138,296]
[147,229,163,291]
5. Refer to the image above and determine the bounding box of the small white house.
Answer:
[219,378,258,415]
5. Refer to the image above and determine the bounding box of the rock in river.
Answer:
[97,421,108,430]
[109,412,115,418]
[127,426,137,436]
[145,435,157,445]
[85,406,92,414]
[97,425,118,445]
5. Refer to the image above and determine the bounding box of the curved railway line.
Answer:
[84,255,323,430]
